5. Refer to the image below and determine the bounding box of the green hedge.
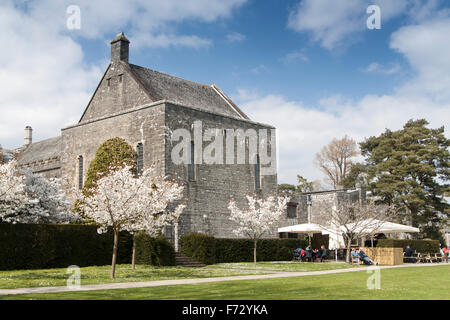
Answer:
[377,239,440,253]
[135,233,175,266]
[180,233,308,265]
[180,233,216,264]
[0,223,132,270]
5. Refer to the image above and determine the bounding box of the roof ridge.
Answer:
[27,136,61,145]
[129,63,210,88]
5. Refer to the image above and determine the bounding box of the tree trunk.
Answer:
[346,238,352,264]
[111,228,119,279]
[131,233,137,270]
[253,239,257,266]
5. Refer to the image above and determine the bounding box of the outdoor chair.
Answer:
[416,253,427,263]
[351,256,360,265]
[425,253,436,263]
[403,252,418,263]
[429,253,441,263]
[435,253,443,263]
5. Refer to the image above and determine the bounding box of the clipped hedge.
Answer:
[0,223,132,270]
[180,233,216,265]
[377,239,440,253]
[180,233,308,265]
[135,233,175,266]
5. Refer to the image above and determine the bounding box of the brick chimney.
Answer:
[110,32,130,63]
[24,126,32,146]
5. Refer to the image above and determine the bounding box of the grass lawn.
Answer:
[210,261,361,272]
[0,261,356,290]
[1,265,449,300]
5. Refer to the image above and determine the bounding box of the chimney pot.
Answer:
[24,126,32,146]
[111,32,130,63]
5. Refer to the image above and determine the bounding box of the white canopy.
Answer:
[341,219,420,234]
[278,223,324,234]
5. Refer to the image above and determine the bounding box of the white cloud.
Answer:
[31,0,247,44]
[390,18,450,101]
[287,0,427,50]
[0,0,247,148]
[226,32,246,43]
[282,50,309,63]
[0,2,101,148]
[240,13,450,185]
[239,93,449,186]
[251,64,269,75]
[131,33,212,49]
[362,62,401,75]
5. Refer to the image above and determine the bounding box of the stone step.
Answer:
[175,252,205,268]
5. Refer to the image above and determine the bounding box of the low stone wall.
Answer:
[364,247,403,265]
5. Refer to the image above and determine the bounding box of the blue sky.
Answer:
[0,0,449,186]
[79,0,409,104]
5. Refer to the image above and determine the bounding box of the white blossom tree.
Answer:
[319,200,396,263]
[228,194,288,265]
[80,164,185,278]
[0,160,77,224]
[124,174,186,270]
[0,160,27,221]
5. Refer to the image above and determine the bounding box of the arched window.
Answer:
[78,156,83,190]
[136,143,144,176]
[255,154,261,189]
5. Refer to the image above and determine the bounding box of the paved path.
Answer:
[0,263,447,296]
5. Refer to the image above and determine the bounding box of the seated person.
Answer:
[404,245,416,263]
[305,246,312,262]
[318,245,327,262]
[359,247,378,266]
[312,248,319,261]
[351,248,359,263]
[293,248,302,260]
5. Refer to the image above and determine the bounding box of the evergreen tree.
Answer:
[359,119,449,240]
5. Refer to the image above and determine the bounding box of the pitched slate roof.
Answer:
[17,136,62,166]
[128,64,249,120]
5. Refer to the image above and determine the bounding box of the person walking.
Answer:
[443,246,449,263]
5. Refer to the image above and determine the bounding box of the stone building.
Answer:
[9,32,287,243]
[279,188,366,248]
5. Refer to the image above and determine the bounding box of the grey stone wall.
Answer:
[163,102,280,240]
[288,189,365,226]
[79,61,152,123]
[61,102,166,196]
[19,157,61,179]
[62,100,281,242]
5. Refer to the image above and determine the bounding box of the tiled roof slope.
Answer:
[128,64,249,120]
[17,136,61,166]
